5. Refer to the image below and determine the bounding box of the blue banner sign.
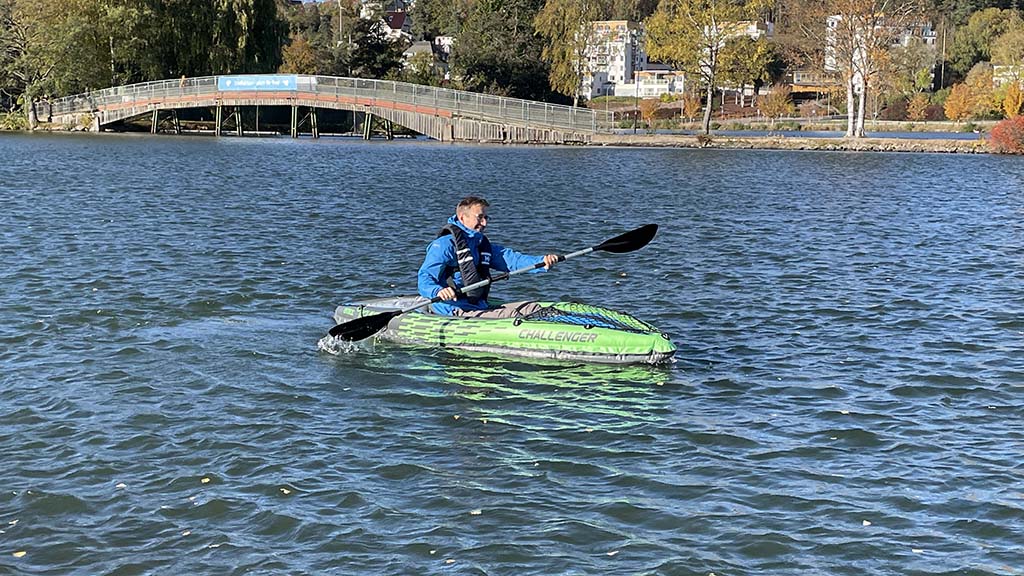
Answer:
[217,75,298,91]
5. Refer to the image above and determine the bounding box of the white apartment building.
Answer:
[580,21,647,99]
[579,19,775,101]
[825,15,937,73]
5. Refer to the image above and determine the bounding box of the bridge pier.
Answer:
[362,114,393,141]
[150,109,181,135]
[290,105,319,138]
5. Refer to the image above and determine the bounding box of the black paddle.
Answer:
[327,224,659,341]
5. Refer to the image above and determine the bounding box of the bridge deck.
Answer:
[44,75,613,143]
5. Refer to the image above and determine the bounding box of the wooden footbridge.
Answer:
[43,74,613,143]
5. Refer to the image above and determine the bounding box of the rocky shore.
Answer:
[590,133,991,154]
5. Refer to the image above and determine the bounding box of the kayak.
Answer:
[332,296,676,364]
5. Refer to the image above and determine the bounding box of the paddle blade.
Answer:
[327,310,400,341]
[594,224,658,254]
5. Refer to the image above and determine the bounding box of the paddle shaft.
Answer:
[394,253,574,316]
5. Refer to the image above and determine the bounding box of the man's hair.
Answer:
[457,196,489,212]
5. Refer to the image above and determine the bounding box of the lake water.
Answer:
[2,132,1022,574]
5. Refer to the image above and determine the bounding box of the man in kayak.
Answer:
[418,196,559,318]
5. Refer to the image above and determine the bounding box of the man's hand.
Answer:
[437,287,458,301]
[542,254,560,269]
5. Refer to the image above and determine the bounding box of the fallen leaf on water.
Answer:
[13,551,26,558]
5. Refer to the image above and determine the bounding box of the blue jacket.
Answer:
[418,215,546,315]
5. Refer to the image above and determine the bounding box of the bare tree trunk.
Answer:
[702,83,714,134]
[27,98,38,131]
[854,76,866,137]
[845,74,855,137]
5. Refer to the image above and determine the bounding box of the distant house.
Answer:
[382,10,412,42]
[403,41,434,65]
[994,65,1024,87]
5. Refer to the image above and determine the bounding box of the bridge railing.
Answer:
[47,75,615,133]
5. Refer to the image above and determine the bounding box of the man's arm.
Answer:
[417,238,454,299]
[490,243,557,273]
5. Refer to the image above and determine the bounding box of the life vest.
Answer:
[438,224,492,304]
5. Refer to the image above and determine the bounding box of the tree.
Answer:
[947,8,1015,80]
[759,82,795,127]
[944,82,972,121]
[638,97,659,128]
[147,0,287,78]
[411,0,473,39]
[280,36,320,74]
[1003,82,1024,118]
[789,0,926,138]
[402,50,444,86]
[682,89,702,122]
[964,61,996,118]
[534,0,605,105]
[907,91,930,120]
[718,35,779,107]
[347,15,406,79]
[451,0,558,102]
[646,0,770,134]
[989,114,1024,153]
[991,17,1024,89]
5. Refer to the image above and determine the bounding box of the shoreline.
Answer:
[589,133,991,154]
[1,125,993,154]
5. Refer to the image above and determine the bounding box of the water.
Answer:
[2,132,1022,575]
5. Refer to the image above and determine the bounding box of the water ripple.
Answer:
[1,135,1022,574]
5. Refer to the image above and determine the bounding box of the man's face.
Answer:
[457,204,488,233]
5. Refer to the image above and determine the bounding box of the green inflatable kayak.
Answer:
[332,296,676,364]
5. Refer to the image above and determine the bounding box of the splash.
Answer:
[317,334,365,356]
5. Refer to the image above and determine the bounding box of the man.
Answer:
[418,196,559,318]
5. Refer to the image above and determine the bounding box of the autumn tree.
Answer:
[534,0,606,105]
[638,97,659,128]
[280,36,319,74]
[788,0,925,138]
[907,91,929,120]
[944,82,971,121]
[759,82,795,127]
[964,61,996,118]
[1002,82,1024,118]
[682,89,702,122]
[646,0,771,134]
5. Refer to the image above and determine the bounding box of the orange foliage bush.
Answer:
[989,116,1024,154]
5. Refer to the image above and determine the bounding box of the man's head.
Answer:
[456,196,489,233]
